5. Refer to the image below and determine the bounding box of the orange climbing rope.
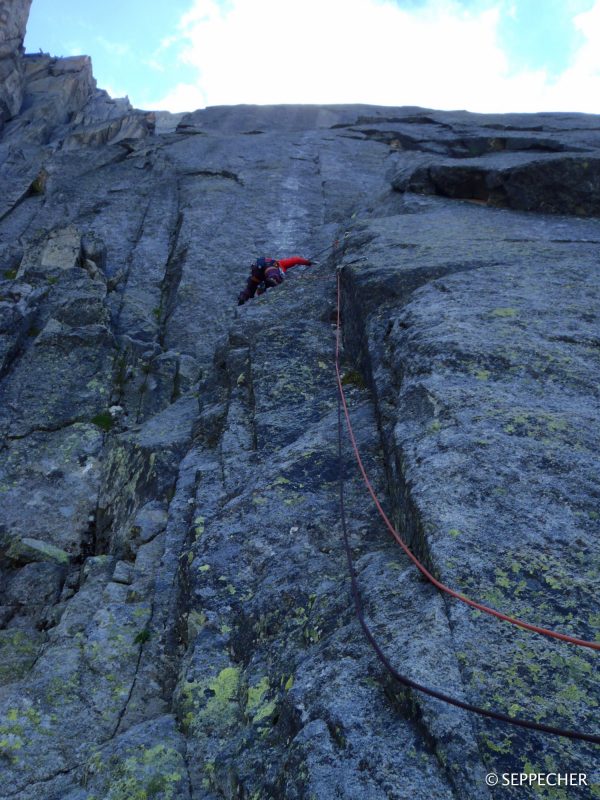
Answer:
[334,270,600,652]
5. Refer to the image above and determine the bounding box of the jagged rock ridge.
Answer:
[0,4,598,799]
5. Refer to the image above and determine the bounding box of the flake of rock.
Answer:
[132,501,168,544]
[111,560,134,585]
[6,536,70,566]
[39,225,82,270]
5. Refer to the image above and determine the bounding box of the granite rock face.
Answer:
[0,7,599,800]
[0,0,32,128]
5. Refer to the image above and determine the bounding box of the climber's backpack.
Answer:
[255,256,277,274]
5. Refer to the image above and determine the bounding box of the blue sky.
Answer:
[24,0,600,113]
[25,0,193,107]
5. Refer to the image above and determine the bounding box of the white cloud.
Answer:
[144,58,167,73]
[143,82,208,112]
[144,0,600,113]
[96,36,131,58]
[66,43,85,57]
[103,84,130,101]
[518,0,600,112]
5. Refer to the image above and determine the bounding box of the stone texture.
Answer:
[0,5,598,798]
[0,0,32,127]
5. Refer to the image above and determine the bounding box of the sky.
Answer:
[23,0,600,114]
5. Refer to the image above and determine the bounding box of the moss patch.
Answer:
[341,369,367,389]
[91,410,114,431]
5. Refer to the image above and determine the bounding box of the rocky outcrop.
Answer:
[0,0,32,129]
[4,53,154,148]
[0,6,598,799]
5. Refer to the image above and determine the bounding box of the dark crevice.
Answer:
[3,763,82,798]
[0,302,48,384]
[182,168,244,185]
[331,115,454,130]
[380,676,438,750]
[170,358,182,403]
[0,185,41,224]
[157,202,186,348]
[173,125,207,135]
[337,262,489,574]
[6,418,88,440]
[549,238,600,244]
[76,146,131,177]
[344,129,444,154]
[380,678,465,800]
[245,347,259,452]
[133,362,152,426]
[93,505,115,558]
[399,156,600,216]
[114,198,154,330]
[481,122,600,133]
[0,337,26,383]
[76,506,100,562]
[445,136,573,158]
[111,596,157,739]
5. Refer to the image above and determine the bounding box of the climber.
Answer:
[237,255,312,305]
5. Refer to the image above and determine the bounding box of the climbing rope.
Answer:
[335,274,600,743]
[337,400,600,743]
[308,239,341,261]
[334,270,600,652]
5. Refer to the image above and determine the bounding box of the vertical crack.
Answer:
[114,198,154,330]
[158,203,186,349]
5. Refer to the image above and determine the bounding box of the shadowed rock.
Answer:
[0,0,32,128]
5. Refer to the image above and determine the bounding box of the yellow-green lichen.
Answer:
[7,537,69,565]
[44,672,80,706]
[0,703,43,762]
[0,631,42,681]
[284,495,305,507]
[490,307,518,318]
[86,743,184,800]
[303,626,322,644]
[187,610,207,641]
[502,411,569,441]
[284,674,294,691]
[246,678,277,726]
[180,666,241,736]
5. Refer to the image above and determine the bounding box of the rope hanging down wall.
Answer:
[334,270,599,744]
[334,270,599,653]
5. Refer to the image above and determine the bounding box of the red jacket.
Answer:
[238,256,312,305]
[278,256,311,273]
